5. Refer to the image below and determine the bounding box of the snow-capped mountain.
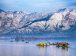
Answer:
[0,8,76,35]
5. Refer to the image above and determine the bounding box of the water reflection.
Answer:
[56,46,69,51]
[0,42,75,56]
[37,45,69,56]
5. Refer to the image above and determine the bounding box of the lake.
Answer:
[0,39,76,56]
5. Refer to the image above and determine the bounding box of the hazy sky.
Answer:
[0,0,76,12]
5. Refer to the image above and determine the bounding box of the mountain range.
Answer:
[0,8,76,36]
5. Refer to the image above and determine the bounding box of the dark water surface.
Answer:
[0,40,76,56]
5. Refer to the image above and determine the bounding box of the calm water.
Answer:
[0,40,76,56]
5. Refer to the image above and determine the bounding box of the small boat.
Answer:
[26,41,29,43]
[37,42,49,47]
[56,42,70,48]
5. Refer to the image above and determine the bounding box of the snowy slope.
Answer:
[0,8,76,35]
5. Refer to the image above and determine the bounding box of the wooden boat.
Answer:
[37,42,49,47]
[56,42,70,48]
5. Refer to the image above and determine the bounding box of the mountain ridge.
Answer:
[0,8,76,36]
